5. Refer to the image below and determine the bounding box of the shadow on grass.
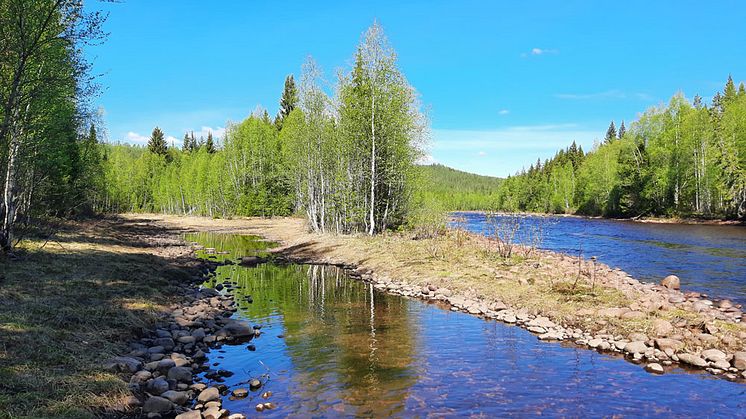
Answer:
[0,217,202,418]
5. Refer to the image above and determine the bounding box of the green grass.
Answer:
[0,217,197,418]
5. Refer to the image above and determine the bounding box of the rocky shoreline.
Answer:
[103,215,745,417]
[276,247,746,383]
[104,255,271,419]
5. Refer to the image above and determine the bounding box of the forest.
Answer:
[101,23,427,235]
[493,76,746,219]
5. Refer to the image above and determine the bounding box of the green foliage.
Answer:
[490,76,746,220]
[147,127,168,156]
[417,164,502,210]
[274,74,298,130]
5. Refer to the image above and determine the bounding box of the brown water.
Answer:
[190,232,746,417]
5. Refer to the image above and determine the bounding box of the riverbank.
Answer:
[453,210,745,226]
[3,214,743,417]
[138,214,746,381]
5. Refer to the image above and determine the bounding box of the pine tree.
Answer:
[738,82,746,97]
[148,127,168,156]
[618,120,626,139]
[693,94,703,109]
[605,121,617,143]
[182,132,191,152]
[205,132,216,153]
[724,74,737,102]
[275,74,298,131]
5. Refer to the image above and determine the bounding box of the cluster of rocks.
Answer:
[343,266,746,381]
[105,259,265,418]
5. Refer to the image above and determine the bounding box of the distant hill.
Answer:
[418,164,502,210]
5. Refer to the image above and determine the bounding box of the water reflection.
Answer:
[190,232,746,417]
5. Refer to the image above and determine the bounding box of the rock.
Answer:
[220,320,255,338]
[655,338,684,353]
[197,387,220,403]
[161,390,189,405]
[651,319,673,337]
[718,299,733,309]
[621,311,646,319]
[240,256,264,267]
[693,301,711,312]
[249,378,262,389]
[701,348,727,363]
[130,370,152,385]
[261,391,272,399]
[157,359,176,371]
[175,411,202,419]
[232,388,248,398]
[427,284,437,292]
[104,356,142,373]
[167,366,193,383]
[628,333,648,342]
[588,338,603,348]
[645,363,664,374]
[146,378,170,395]
[178,335,196,345]
[154,337,175,350]
[732,352,746,369]
[228,414,247,419]
[256,404,265,412]
[713,360,731,370]
[143,396,173,413]
[148,345,165,354]
[203,407,226,419]
[624,341,648,354]
[503,313,517,323]
[527,316,556,329]
[678,353,708,368]
[661,275,680,290]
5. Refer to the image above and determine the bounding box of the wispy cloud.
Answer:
[478,151,487,156]
[521,47,559,58]
[121,125,225,148]
[498,109,510,115]
[555,90,653,101]
[126,131,149,145]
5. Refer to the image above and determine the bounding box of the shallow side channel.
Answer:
[189,232,746,417]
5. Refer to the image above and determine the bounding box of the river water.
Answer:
[454,212,746,306]
[189,232,746,417]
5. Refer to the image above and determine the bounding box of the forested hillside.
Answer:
[101,23,427,234]
[493,76,746,220]
[418,164,502,210]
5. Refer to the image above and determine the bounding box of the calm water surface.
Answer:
[454,212,746,305]
[189,232,746,417]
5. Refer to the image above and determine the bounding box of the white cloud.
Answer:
[522,48,559,57]
[498,109,510,115]
[126,131,149,145]
[478,151,487,156]
[185,126,226,141]
[555,90,653,101]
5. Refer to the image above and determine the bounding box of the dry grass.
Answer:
[0,216,199,418]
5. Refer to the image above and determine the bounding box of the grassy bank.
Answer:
[0,217,200,418]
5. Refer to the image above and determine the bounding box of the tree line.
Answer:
[492,76,746,220]
[101,22,428,234]
[0,1,106,252]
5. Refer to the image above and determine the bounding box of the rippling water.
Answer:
[454,212,746,305]
[189,232,746,417]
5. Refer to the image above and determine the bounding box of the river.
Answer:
[188,232,746,417]
[454,212,746,306]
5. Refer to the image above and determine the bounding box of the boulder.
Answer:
[624,341,648,354]
[661,275,680,290]
[219,320,255,339]
[651,319,673,337]
[161,390,189,405]
[655,338,684,353]
[732,352,746,370]
[142,396,173,413]
[145,377,170,395]
[645,363,664,374]
[175,411,203,419]
[167,366,193,383]
[197,387,220,403]
[701,348,727,363]
[232,388,248,398]
[678,353,708,368]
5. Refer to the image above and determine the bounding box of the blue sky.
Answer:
[86,1,746,177]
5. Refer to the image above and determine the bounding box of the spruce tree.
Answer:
[739,82,746,97]
[618,120,626,139]
[275,74,298,131]
[148,127,168,156]
[604,121,617,143]
[206,132,216,153]
[724,74,737,102]
[693,94,703,109]
[182,132,191,152]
